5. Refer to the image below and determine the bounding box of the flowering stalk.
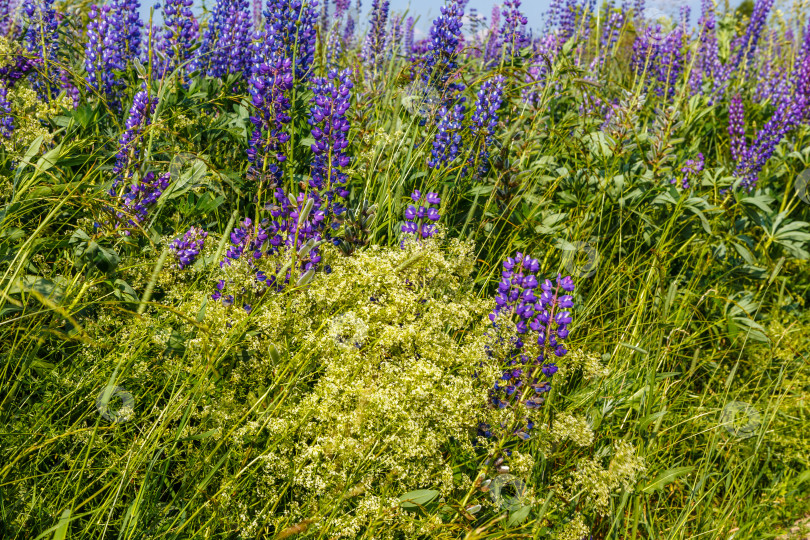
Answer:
[711,0,775,102]
[631,25,685,100]
[401,190,440,239]
[483,4,500,63]
[115,171,171,232]
[246,53,293,182]
[422,0,465,95]
[308,68,353,228]
[688,0,718,94]
[22,0,58,101]
[196,0,252,77]
[84,4,125,107]
[110,0,142,62]
[498,0,529,60]
[0,0,14,36]
[158,0,199,77]
[112,89,154,193]
[0,87,13,139]
[342,14,355,47]
[261,0,318,80]
[404,16,414,54]
[170,226,208,269]
[428,99,466,170]
[729,94,746,164]
[468,75,504,177]
[361,0,389,73]
[482,253,574,441]
[673,153,703,190]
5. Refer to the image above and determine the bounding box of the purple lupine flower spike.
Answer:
[672,153,704,190]
[729,94,746,164]
[0,88,13,140]
[423,0,465,95]
[157,0,199,77]
[308,68,353,230]
[342,14,356,46]
[498,0,529,60]
[113,90,154,193]
[404,16,414,54]
[260,0,318,79]
[246,53,293,180]
[170,226,208,269]
[361,0,389,71]
[469,75,505,176]
[196,0,253,77]
[84,4,126,108]
[111,0,143,62]
[428,100,466,169]
[688,0,718,94]
[482,254,575,440]
[117,171,171,231]
[483,4,500,62]
[631,24,685,100]
[22,0,59,101]
[0,2,9,36]
[402,190,441,240]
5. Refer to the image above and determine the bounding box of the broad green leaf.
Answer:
[506,504,532,526]
[398,489,439,508]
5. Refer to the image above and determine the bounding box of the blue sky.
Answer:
[141,0,721,35]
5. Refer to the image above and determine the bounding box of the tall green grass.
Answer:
[1,4,810,539]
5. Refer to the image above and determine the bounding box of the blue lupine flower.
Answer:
[112,90,154,193]
[170,226,208,269]
[84,4,126,107]
[342,14,355,47]
[484,253,576,439]
[260,0,318,80]
[710,0,775,103]
[673,153,704,190]
[497,0,529,60]
[0,87,13,140]
[196,0,253,77]
[729,94,746,164]
[117,171,171,231]
[246,53,293,180]
[631,24,685,99]
[422,0,465,93]
[404,16,414,54]
[688,0,718,94]
[483,5,500,62]
[22,0,59,101]
[309,68,353,227]
[469,75,504,176]
[0,50,38,87]
[401,190,441,240]
[110,0,143,62]
[428,100,466,169]
[361,0,389,71]
[0,0,16,35]
[157,0,199,76]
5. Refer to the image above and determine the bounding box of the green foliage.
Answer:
[1,1,810,538]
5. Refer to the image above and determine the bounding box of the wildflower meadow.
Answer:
[1,0,809,537]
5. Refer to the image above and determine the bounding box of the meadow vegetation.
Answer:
[0,0,809,537]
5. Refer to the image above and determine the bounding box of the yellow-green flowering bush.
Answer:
[156,234,502,536]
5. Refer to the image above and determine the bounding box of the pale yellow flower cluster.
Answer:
[568,440,646,515]
[155,234,502,535]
